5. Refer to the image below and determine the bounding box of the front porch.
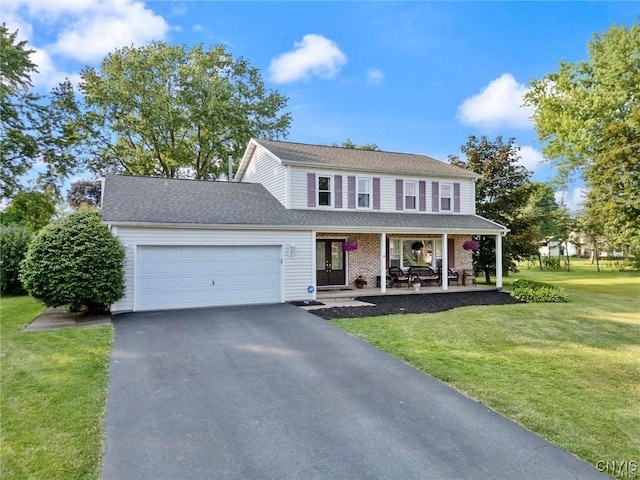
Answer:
[314,231,504,298]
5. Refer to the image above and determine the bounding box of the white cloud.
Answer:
[555,187,586,213]
[269,34,347,84]
[1,0,170,89]
[366,69,385,85]
[458,73,533,129]
[49,0,170,63]
[518,145,544,172]
[193,24,203,32]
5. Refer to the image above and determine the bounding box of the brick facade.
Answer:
[317,232,475,289]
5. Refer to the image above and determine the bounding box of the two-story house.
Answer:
[102,139,507,313]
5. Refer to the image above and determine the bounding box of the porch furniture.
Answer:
[407,266,440,286]
[438,268,459,286]
[388,267,410,288]
[462,269,476,286]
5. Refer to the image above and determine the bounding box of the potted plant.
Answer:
[412,277,423,291]
[354,275,367,289]
[463,239,480,251]
[342,238,358,251]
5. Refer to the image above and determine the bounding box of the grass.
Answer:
[0,296,113,479]
[331,259,640,476]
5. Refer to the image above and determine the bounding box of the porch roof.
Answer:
[287,209,507,234]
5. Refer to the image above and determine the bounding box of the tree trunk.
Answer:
[537,252,543,271]
[484,265,491,284]
[595,243,600,272]
[564,240,571,272]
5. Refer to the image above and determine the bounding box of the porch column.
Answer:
[311,230,317,300]
[441,233,448,291]
[380,232,387,293]
[496,233,503,289]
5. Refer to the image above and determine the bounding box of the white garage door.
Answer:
[136,245,282,311]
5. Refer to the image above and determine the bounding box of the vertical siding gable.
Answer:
[432,181,440,212]
[395,179,403,211]
[334,175,343,208]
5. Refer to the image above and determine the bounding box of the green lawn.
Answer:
[332,260,640,476]
[0,296,113,479]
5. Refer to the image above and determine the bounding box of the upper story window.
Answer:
[440,183,452,211]
[357,177,371,208]
[318,176,332,206]
[405,181,417,210]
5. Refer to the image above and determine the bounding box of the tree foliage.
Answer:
[525,22,640,246]
[67,179,102,210]
[1,27,86,200]
[331,139,380,151]
[0,24,41,199]
[76,42,291,179]
[0,225,33,294]
[0,190,56,230]
[449,135,536,281]
[20,211,125,312]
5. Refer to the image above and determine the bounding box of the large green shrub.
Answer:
[20,212,125,312]
[0,226,33,294]
[510,279,568,303]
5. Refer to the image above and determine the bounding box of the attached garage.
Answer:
[135,245,282,311]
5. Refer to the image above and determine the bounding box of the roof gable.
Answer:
[249,139,478,179]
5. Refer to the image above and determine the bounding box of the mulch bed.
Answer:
[310,290,521,320]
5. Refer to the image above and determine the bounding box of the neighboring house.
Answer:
[102,139,508,313]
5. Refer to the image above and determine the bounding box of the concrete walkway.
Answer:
[102,304,605,480]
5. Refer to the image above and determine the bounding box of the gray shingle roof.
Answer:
[102,174,505,233]
[101,175,292,226]
[255,139,478,178]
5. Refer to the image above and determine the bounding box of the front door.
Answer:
[316,239,346,286]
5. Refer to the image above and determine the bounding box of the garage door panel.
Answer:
[136,245,282,311]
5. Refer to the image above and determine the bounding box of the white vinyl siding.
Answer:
[110,227,313,313]
[290,166,475,214]
[239,145,287,206]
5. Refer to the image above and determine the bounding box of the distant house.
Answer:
[101,139,507,313]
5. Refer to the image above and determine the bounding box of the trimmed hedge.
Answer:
[0,226,33,294]
[20,211,125,312]
[510,279,568,303]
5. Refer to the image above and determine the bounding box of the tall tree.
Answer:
[521,182,562,269]
[525,22,640,246]
[77,42,291,179]
[449,135,535,282]
[331,139,380,151]
[0,190,56,230]
[0,24,41,199]
[66,179,102,210]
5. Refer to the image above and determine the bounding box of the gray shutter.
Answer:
[432,181,439,212]
[453,182,460,212]
[348,176,356,209]
[419,181,426,211]
[395,179,403,211]
[373,177,380,210]
[307,173,316,207]
[334,175,342,208]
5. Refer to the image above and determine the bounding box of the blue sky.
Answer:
[3,1,638,209]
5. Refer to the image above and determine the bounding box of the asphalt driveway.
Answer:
[102,304,605,480]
